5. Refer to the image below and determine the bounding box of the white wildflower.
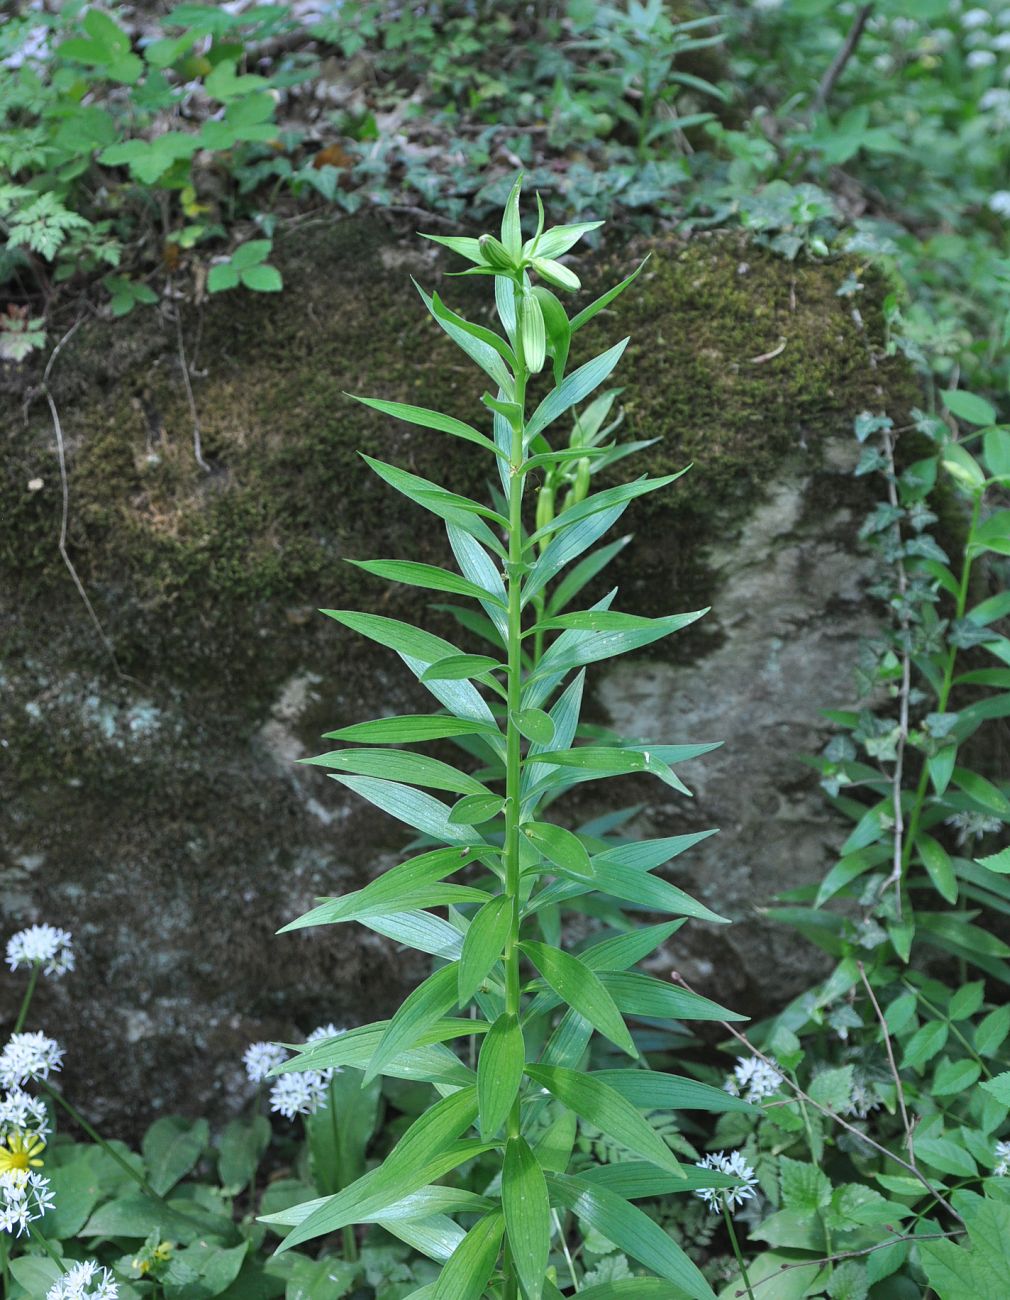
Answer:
[994,31,1010,49]
[989,190,1010,216]
[945,811,1003,842]
[726,1054,783,1103]
[268,1071,329,1119]
[963,6,993,27]
[6,925,75,979]
[1000,6,1010,25]
[0,1033,64,1090]
[994,1138,1010,1176]
[306,1023,346,1081]
[0,1169,54,1236]
[981,86,1010,107]
[846,1078,882,1120]
[968,48,998,66]
[694,1150,759,1214]
[0,1089,50,1139]
[242,1041,287,1083]
[46,1259,119,1299]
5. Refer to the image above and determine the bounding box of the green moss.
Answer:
[2,220,916,707]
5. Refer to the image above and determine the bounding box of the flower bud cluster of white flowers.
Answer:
[0,1087,50,1140]
[994,1138,1010,1176]
[46,1259,119,1299]
[0,1032,64,1091]
[0,1167,55,1235]
[6,924,75,979]
[723,1054,783,1103]
[694,1149,759,1214]
[243,1024,346,1120]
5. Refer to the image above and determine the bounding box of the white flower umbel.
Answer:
[968,48,998,67]
[268,1071,329,1120]
[46,1259,119,1299]
[963,6,993,27]
[994,1139,1010,1176]
[988,190,1010,217]
[724,1054,783,1103]
[6,924,75,979]
[0,1089,50,1139]
[0,1169,54,1236]
[306,1023,346,1081]
[694,1150,759,1214]
[0,1033,64,1090]
[243,1041,288,1083]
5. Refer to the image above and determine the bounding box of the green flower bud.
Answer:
[479,233,516,271]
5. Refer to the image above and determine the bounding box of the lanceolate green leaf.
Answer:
[527,609,707,679]
[600,971,746,1022]
[546,1173,716,1300]
[348,394,499,454]
[459,895,513,1004]
[349,559,507,609]
[525,1065,683,1174]
[502,1137,550,1300]
[333,774,485,844]
[302,748,493,796]
[521,940,638,1058]
[478,1014,525,1139]
[323,714,501,745]
[569,257,649,333]
[524,339,629,442]
[591,1069,755,1114]
[527,473,690,551]
[275,1018,479,1085]
[359,455,508,558]
[432,1211,505,1300]
[365,963,464,1085]
[270,1088,480,1246]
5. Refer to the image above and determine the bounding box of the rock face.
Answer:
[1,216,916,1128]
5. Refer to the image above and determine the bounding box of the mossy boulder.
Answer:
[1,216,916,1127]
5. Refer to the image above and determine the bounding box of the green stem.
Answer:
[722,1199,756,1300]
[1,1230,10,1293]
[28,1223,67,1273]
[501,282,529,1300]
[13,966,39,1034]
[896,492,980,892]
[43,1084,162,1199]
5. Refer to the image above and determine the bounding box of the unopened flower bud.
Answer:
[478,233,515,271]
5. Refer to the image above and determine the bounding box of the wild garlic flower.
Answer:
[945,811,1003,843]
[242,1041,288,1083]
[694,1150,759,1214]
[268,1071,329,1120]
[0,1033,64,1089]
[306,1023,346,1081]
[6,924,75,979]
[46,1259,119,1299]
[846,1078,882,1120]
[994,1139,1010,1176]
[724,1054,783,1103]
[0,1089,50,1139]
[968,48,998,67]
[0,1168,54,1235]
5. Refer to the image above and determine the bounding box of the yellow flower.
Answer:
[154,1242,173,1262]
[0,1131,45,1176]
